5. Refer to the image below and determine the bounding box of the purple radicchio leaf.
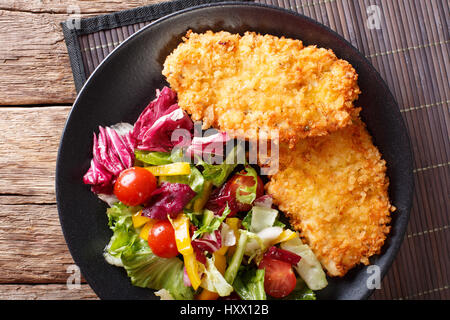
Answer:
[263,246,301,265]
[205,182,239,217]
[192,230,222,254]
[83,158,114,194]
[137,107,193,152]
[253,195,273,208]
[185,131,230,158]
[131,87,193,152]
[83,124,134,194]
[141,182,196,220]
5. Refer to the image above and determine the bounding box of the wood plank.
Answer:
[0,10,76,105]
[0,203,77,283]
[0,1,163,105]
[0,106,71,204]
[0,1,159,14]
[0,284,98,300]
[0,106,97,298]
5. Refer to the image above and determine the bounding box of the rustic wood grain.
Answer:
[0,10,76,105]
[0,1,163,106]
[0,106,74,284]
[0,107,71,204]
[0,0,164,300]
[0,203,76,283]
[0,284,98,300]
[0,0,159,14]
[0,107,96,297]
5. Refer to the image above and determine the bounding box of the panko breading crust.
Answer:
[264,115,394,277]
[163,30,361,147]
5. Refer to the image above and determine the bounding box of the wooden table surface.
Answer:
[0,0,169,300]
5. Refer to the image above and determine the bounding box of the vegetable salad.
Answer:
[83,87,327,300]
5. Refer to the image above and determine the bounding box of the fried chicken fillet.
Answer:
[163,31,360,147]
[264,115,394,277]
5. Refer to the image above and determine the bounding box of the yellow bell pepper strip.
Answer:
[171,213,193,255]
[271,229,297,245]
[215,244,229,256]
[193,181,213,213]
[144,162,191,176]
[195,252,227,300]
[171,213,202,290]
[132,210,152,228]
[213,252,227,274]
[183,252,202,290]
[139,220,156,241]
[226,217,241,236]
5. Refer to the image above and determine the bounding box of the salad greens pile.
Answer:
[104,202,194,299]
[83,87,328,300]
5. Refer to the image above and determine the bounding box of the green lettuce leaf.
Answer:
[233,267,266,300]
[279,278,316,300]
[184,208,202,228]
[235,166,259,205]
[224,230,248,285]
[135,148,184,166]
[103,203,142,266]
[121,238,194,300]
[192,206,230,239]
[103,202,194,300]
[241,211,252,230]
[201,256,234,297]
[196,144,244,187]
[273,219,286,229]
[106,202,141,228]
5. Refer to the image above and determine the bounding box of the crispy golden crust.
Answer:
[163,30,360,147]
[264,116,394,277]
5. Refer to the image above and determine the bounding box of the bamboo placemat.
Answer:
[61,0,449,300]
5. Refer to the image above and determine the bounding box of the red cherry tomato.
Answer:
[227,170,264,212]
[114,167,156,206]
[258,257,297,298]
[148,220,179,258]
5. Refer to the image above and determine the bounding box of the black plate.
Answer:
[56,2,414,300]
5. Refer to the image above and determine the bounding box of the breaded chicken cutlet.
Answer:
[264,115,394,277]
[163,30,361,147]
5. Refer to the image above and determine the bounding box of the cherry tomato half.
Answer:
[258,257,297,298]
[114,167,157,206]
[227,169,264,212]
[148,220,179,258]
